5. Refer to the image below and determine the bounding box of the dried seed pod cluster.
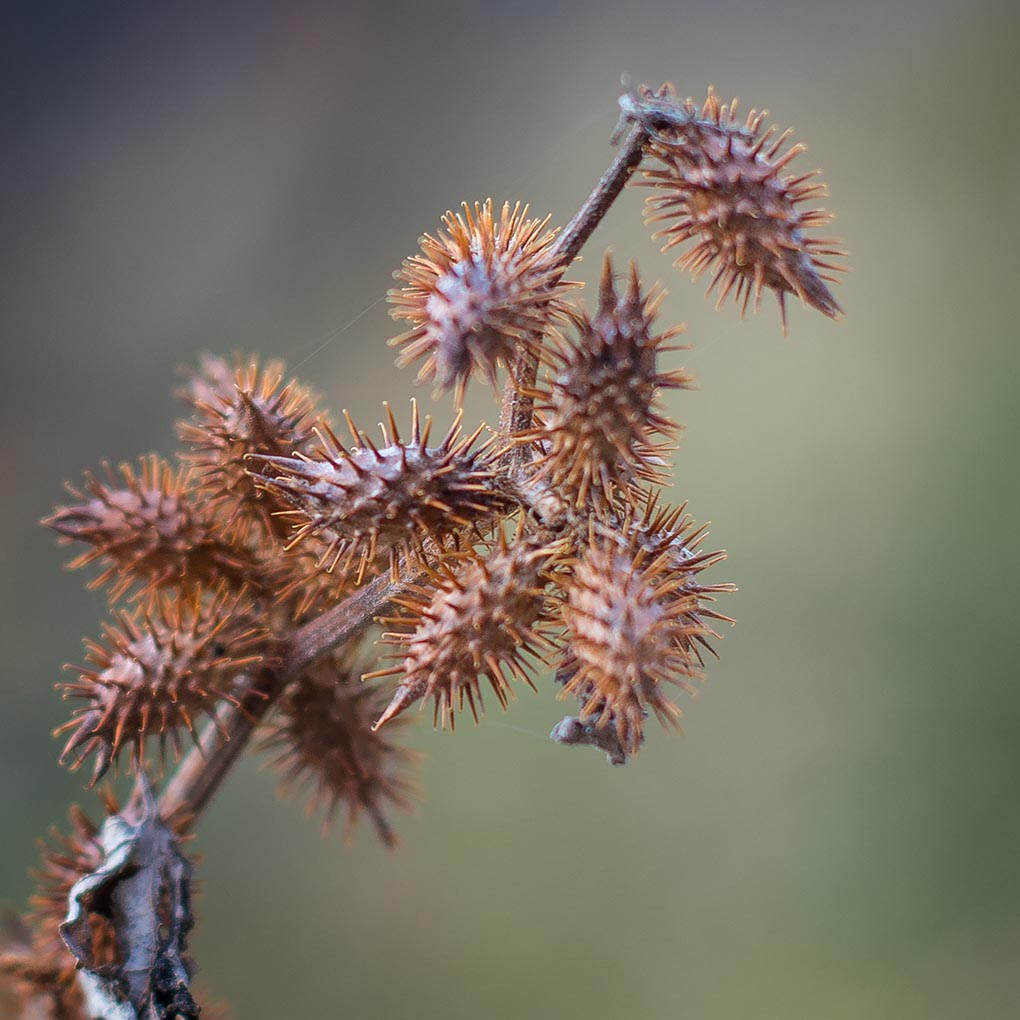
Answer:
[39,79,843,797]
[42,356,432,833]
[367,243,735,748]
[27,80,843,1014]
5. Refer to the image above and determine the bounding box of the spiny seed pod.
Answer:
[368,531,561,730]
[44,456,263,602]
[388,199,579,404]
[261,651,420,848]
[519,254,692,508]
[0,798,119,1016]
[55,588,274,785]
[612,492,737,666]
[177,353,327,541]
[561,525,711,755]
[631,84,846,329]
[250,401,508,584]
[553,496,733,764]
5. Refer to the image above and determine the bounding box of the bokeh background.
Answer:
[3,2,1019,1018]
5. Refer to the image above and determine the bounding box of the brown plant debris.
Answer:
[388,199,579,405]
[59,779,197,1019]
[548,711,631,767]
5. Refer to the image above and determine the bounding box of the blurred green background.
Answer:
[3,2,1019,1018]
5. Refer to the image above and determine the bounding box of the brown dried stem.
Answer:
[155,672,279,823]
[498,121,649,451]
[158,569,420,822]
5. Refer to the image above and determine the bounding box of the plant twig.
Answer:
[157,570,411,822]
[554,121,649,266]
[156,672,281,823]
[498,121,648,446]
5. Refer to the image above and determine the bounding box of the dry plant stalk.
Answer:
[3,82,845,1018]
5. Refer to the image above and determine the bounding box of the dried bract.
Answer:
[56,588,273,784]
[388,199,577,404]
[631,84,846,328]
